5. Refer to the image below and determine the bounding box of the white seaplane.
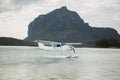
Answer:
[37,41,79,58]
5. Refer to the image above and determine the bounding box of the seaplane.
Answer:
[37,40,79,58]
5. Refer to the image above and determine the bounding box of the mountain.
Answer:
[0,37,37,46]
[25,6,120,43]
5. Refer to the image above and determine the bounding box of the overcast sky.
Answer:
[0,0,120,39]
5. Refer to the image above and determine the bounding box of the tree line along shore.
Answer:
[0,37,120,48]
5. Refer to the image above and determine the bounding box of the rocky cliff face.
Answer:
[25,6,120,43]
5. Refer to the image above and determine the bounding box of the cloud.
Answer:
[11,0,39,5]
[0,0,41,13]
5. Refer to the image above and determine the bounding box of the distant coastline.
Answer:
[0,37,120,48]
[0,37,37,47]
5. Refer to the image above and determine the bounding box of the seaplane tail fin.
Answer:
[38,43,45,48]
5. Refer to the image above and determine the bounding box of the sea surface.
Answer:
[0,46,120,80]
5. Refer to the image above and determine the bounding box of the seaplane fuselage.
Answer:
[38,42,75,53]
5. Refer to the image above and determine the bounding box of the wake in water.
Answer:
[44,55,79,58]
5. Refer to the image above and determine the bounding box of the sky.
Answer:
[0,0,120,39]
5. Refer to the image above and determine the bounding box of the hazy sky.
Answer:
[0,0,120,39]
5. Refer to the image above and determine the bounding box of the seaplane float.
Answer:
[37,40,79,58]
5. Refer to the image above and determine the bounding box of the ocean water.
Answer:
[0,46,120,80]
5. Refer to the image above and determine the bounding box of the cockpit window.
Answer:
[56,43,66,47]
[56,44,61,47]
